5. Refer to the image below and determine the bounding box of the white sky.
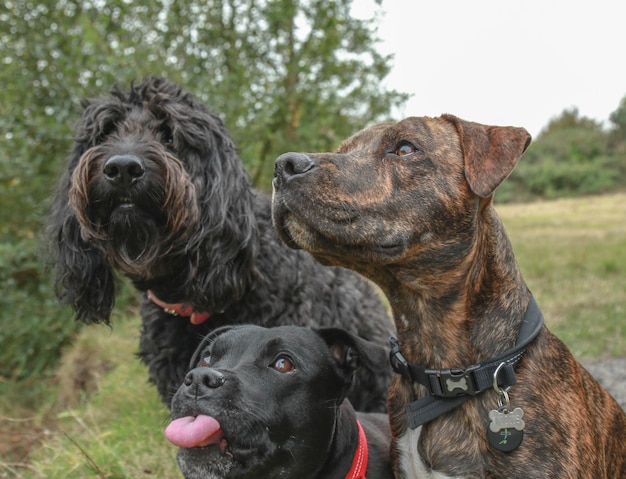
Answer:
[352,0,626,138]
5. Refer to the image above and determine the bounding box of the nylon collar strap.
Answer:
[345,419,368,479]
[389,297,544,429]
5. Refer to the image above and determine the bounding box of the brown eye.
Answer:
[200,355,211,367]
[395,141,417,156]
[271,355,295,373]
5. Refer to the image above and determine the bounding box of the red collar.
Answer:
[346,419,368,479]
[147,290,211,325]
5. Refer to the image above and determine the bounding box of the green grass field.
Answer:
[1,193,624,478]
[497,193,625,358]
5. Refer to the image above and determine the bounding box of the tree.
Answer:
[153,0,409,185]
[530,108,607,165]
[498,107,621,202]
[608,95,626,150]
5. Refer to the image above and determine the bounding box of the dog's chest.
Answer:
[396,428,466,479]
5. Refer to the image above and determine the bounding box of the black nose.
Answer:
[183,368,226,395]
[103,155,145,187]
[274,152,316,184]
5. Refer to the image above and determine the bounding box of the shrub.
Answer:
[0,238,80,380]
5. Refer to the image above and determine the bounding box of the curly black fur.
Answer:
[46,76,394,411]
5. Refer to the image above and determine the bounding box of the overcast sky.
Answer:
[352,0,626,138]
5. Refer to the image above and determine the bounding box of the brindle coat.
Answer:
[272,115,626,478]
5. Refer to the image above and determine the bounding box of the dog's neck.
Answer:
[384,204,530,369]
[131,235,259,313]
[316,401,367,479]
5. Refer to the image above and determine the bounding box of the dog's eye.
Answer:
[200,355,211,367]
[96,121,117,143]
[161,126,175,148]
[271,355,295,373]
[395,141,417,157]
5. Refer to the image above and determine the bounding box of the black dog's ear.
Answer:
[317,328,386,376]
[318,328,391,411]
[442,114,531,198]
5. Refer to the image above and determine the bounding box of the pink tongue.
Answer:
[165,415,222,448]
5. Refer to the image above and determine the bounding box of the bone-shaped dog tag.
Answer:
[487,406,524,452]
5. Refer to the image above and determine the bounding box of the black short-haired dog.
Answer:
[166,325,393,479]
[46,76,394,411]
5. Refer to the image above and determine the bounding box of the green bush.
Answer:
[497,156,619,203]
[523,156,618,198]
[0,238,81,380]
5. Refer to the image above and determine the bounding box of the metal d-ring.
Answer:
[493,362,512,409]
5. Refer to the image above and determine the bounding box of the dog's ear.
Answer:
[317,328,391,411]
[317,328,387,375]
[168,105,259,314]
[46,178,115,324]
[442,114,531,198]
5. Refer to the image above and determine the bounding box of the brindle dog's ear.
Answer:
[442,114,531,198]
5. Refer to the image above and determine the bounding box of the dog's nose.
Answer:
[274,152,317,183]
[103,155,145,187]
[183,368,226,394]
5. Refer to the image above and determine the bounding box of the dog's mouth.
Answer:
[166,415,232,455]
[98,192,165,229]
[116,196,136,209]
[274,206,408,266]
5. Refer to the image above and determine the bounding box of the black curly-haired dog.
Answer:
[46,76,394,411]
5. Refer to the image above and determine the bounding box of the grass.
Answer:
[496,193,626,359]
[1,193,625,478]
[1,319,182,479]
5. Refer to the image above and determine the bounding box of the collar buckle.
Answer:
[426,366,479,397]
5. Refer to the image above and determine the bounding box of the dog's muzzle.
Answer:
[183,367,226,396]
[103,154,145,188]
[273,152,317,190]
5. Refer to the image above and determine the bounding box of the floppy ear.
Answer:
[167,100,259,313]
[318,328,391,411]
[317,328,387,380]
[46,171,116,324]
[442,114,531,198]
[52,214,115,323]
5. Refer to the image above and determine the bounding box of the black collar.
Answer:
[389,297,544,429]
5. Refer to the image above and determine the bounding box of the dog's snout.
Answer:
[184,368,226,394]
[103,155,145,187]
[274,152,316,183]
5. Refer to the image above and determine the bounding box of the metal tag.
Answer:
[487,406,524,452]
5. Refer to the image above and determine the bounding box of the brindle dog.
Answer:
[272,115,626,478]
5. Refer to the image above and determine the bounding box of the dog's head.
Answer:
[46,76,257,323]
[271,115,530,287]
[166,324,384,479]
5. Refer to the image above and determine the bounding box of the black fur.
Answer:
[46,76,394,411]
